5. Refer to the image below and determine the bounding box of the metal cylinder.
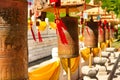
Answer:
[84,22,98,48]
[58,16,79,58]
[0,0,28,80]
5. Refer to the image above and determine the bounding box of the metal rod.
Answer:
[98,42,102,58]
[68,58,71,80]
[78,53,82,80]
[89,48,92,68]
[108,54,120,80]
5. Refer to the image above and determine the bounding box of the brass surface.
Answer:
[58,16,79,58]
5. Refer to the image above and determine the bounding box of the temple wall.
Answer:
[28,27,58,62]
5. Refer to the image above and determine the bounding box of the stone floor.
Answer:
[28,48,120,80]
[59,49,120,80]
[81,51,120,80]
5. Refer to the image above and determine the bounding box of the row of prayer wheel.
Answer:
[84,21,114,48]
[58,18,114,58]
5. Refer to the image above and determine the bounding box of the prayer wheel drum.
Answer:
[104,23,110,41]
[0,0,28,80]
[84,22,98,48]
[109,25,114,39]
[105,28,109,41]
[58,16,79,58]
[98,25,105,43]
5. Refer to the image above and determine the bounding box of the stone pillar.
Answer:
[0,0,28,80]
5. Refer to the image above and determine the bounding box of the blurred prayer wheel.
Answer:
[0,0,28,80]
[98,25,105,43]
[105,24,110,41]
[84,21,98,48]
[58,16,79,58]
[109,26,114,39]
[105,29,109,41]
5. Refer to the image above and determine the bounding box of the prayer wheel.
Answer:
[105,28,109,41]
[104,24,110,41]
[0,0,28,80]
[98,24,105,43]
[84,21,98,48]
[109,25,114,39]
[58,16,79,58]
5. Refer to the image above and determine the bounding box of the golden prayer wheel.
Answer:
[84,21,98,48]
[58,16,79,58]
[0,0,28,80]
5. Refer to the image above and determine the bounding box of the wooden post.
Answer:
[89,48,93,68]
[98,42,102,58]
[0,0,28,80]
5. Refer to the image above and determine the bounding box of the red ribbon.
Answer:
[38,30,43,42]
[56,19,68,44]
[53,1,67,44]
[104,20,107,30]
[50,0,57,3]
[86,27,90,36]
[98,20,101,26]
[30,21,36,41]
[104,20,107,25]
[108,26,110,33]
[36,21,43,42]
[31,28,36,41]
[50,0,60,7]
[97,20,103,36]
[59,19,67,30]
[99,26,103,35]
[104,25,107,30]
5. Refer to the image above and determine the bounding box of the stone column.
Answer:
[0,0,28,80]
